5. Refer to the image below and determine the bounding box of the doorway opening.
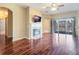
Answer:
[0,7,13,54]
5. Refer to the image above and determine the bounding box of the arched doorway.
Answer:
[0,7,13,54]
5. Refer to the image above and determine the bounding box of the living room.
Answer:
[0,3,79,55]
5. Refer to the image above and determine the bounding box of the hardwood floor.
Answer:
[0,34,13,55]
[12,33,53,55]
[0,33,79,55]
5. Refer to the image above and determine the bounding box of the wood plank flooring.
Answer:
[0,33,79,55]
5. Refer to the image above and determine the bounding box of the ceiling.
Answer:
[18,3,79,15]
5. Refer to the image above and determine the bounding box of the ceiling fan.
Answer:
[43,3,64,11]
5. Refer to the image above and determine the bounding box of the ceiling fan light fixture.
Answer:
[51,3,64,7]
[52,3,56,6]
[43,3,64,12]
[51,7,58,11]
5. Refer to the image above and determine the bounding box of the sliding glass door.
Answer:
[52,17,76,54]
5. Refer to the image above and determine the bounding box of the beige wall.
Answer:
[0,4,29,41]
[42,14,52,33]
[25,7,30,39]
[6,9,13,37]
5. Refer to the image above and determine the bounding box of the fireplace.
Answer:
[31,22,42,39]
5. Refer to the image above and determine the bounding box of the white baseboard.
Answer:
[12,32,50,42]
[13,36,30,42]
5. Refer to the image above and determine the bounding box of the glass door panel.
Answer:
[52,17,76,54]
